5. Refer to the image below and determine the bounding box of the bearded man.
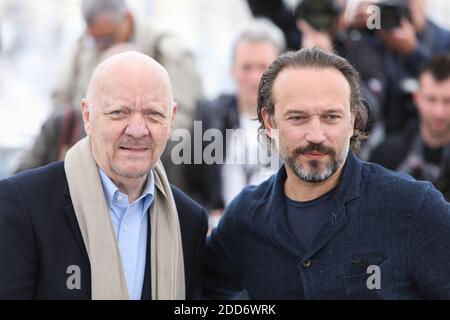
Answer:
[203,48,450,299]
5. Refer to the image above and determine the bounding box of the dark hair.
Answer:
[257,47,368,153]
[81,0,127,25]
[419,53,450,82]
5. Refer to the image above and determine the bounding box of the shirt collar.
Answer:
[98,168,155,214]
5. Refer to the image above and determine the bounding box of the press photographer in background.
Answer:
[370,53,450,201]
[185,19,285,230]
[350,0,450,134]
[375,0,450,58]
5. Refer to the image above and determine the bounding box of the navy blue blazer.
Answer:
[205,152,450,299]
[0,161,208,299]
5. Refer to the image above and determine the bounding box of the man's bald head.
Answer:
[86,51,174,110]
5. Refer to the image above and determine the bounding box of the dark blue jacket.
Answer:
[204,152,450,299]
[0,161,208,299]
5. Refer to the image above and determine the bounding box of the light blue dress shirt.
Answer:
[99,169,154,300]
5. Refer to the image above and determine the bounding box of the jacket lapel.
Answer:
[141,210,152,300]
[264,167,305,258]
[265,152,362,260]
[304,152,362,260]
[63,179,90,264]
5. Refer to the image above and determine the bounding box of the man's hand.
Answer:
[378,19,418,56]
[297,20,334,53]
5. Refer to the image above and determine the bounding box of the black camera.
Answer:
[378,1,411,30]
[294,0,342,31]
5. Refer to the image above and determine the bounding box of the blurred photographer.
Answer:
[246,0,300,50]
[377,0,450,58]
[375,0,450,133]
[370,53,450,201]
[294,0,345,51]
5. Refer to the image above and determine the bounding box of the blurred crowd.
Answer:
[1,0,450,228]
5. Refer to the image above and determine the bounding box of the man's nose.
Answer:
[250,69,264,87]
[304,117,326,144]
[124,114,149,138]
[431,101,447,119]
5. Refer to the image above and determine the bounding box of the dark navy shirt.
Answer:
[285,187,337,251]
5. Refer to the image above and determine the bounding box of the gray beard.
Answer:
[284,143,349,183]
[287,156,339,183]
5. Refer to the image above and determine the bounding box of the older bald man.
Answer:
[0,52,208,300]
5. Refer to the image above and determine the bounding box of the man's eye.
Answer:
[108,110,128,118]
[325,114,340,121]
[288,116,306,121]
[241,65,252,72]
[145,110,164,118]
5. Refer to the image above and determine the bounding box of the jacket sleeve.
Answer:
[203,199,244,299]
[186,207,208,300]
[0,178,37,299]
[409,185,450,299]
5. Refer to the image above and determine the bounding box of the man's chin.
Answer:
[111,164,151,179]
[301,157,327,170]
[293,157,340,183]
[298,167,335,183]
[429,128,449,140]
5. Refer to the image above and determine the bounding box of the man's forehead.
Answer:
[233,40,278,64]
[274,66,349,87]
[93,52,168,81]
[272,67,351,107]
[92,87,170,108]
[420,72,450,88]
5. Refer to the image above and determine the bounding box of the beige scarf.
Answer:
[64,137,185,300]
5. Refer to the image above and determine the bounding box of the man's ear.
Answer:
[261,107,275,138]
[170,102,177,129]
[412,90,420,109]
[230,61,237,82]
[81,99,91,136]
[125,11,134,32]
[350,111,356,136]
[125,10,133,22]
[165,102,177,143]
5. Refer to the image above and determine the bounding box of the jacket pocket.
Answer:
[342,253,388,299]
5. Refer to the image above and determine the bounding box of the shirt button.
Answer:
[302,259,312,268]
[124,223,128,230]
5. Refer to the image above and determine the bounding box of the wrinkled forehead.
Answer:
[87,57,173,107]
[93,84,172,113]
